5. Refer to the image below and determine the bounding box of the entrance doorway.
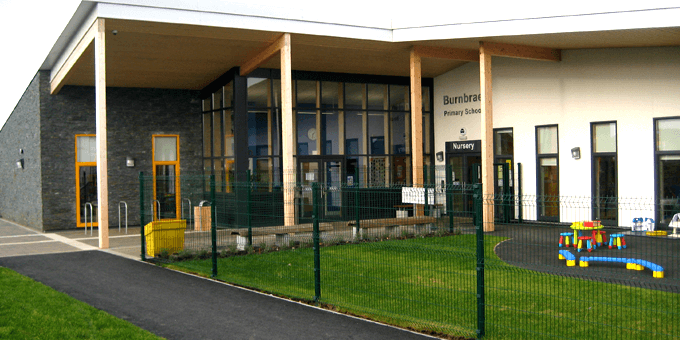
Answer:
[494,159,514,222]
[446,152,481,214]
[153,135,180,220]
[75,135,98,228]
[298,158,344,222]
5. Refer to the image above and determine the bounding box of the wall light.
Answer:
[16,159,24,169]
[436,151,444,162]
[571,147,581,160]
[126,156,135,168]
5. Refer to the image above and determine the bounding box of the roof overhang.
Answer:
[45,1,680,93]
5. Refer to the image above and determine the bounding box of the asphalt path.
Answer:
[0,251,437,340]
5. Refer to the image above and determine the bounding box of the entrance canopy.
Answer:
[44,1,680,92]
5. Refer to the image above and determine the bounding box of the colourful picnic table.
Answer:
[570,221,605,248]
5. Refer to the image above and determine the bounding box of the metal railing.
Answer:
[84,202,94,235]
[137,170,680,339]
[118,201,128,234]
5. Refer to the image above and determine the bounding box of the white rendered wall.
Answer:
[434,47,680,224]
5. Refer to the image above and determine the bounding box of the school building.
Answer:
[0,1,678,248]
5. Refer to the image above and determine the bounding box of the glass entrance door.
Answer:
[494,159,514,222]
[298,158,344,222]
[538,158,559,221]
[76,135,98,228]
[593,156,617,225]
[446,153,481,214]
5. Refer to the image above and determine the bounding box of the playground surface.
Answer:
[492,224,680,293]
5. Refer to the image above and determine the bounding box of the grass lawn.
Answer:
[0,267,163,340]
[165,235,680,339]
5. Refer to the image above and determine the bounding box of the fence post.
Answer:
[447,182,454,233]
[246,170,252,246]
[354,182,360,238]
[139,172,146,261]
[312,182,321,302]
[473,183,485,338]
[502,163,510,223]
[424,166,430,217]
[517,163,523,224]
[210,174,217,278]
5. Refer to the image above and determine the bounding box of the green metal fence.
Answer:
[139,169,680,339]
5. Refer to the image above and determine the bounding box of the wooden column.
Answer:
[409,49,424,216]
[95,18,109,248]
[479,42,495,232]
[280,34,295,226]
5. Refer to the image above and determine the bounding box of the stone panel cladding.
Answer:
[39,71,202,231]
[0,72,44,230]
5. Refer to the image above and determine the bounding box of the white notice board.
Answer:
[401,187,446,205]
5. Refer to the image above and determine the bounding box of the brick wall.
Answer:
[39,71,202,231]
[0,72,44,230]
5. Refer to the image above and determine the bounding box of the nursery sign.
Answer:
[446,140,481,153]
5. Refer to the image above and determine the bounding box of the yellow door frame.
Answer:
[75,134,98,228]
[152,135,181,220]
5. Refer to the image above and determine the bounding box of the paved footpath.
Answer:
[0,219,438,340]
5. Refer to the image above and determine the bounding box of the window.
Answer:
[655,117,680,224]
[201,73,434,189]
[591,122,617,225]
[536,125,559,221]
[203,82,236,191]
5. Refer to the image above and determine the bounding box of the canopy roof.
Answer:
[44,0,680,91]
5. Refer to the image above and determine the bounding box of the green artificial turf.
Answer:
[0,267,163,340]
[166,235,680,339]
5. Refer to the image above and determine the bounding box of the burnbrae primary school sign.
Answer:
[442,93,481,117]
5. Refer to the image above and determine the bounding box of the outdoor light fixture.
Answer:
[16,159,24,169]
[126,156,135,168]
[571,147,581,159]
[436,151,444,162]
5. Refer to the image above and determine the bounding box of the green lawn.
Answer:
[0,267,163,340]
[166,235,680,339]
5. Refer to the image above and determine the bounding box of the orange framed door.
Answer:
[152,135,180,220]
[75,135,98,228]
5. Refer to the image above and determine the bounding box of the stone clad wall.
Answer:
[0,72,44,230]
[39,71,202,231]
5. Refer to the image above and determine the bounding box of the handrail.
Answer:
[84,202,94,236]
[118,201,128,234]
[181,198,192,223]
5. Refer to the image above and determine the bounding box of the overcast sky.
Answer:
[0,0,81,129]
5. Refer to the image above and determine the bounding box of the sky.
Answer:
[0,0,81,129]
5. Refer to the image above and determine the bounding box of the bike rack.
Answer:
[151,200,161,221]
[84,202,94,236]
[118,201,128,234]
[181,198,192,224]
